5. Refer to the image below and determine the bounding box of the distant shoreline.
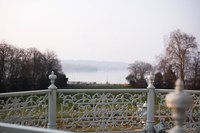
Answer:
[64,70,128,84]
[61,59,129,73]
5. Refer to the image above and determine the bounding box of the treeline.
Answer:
[0,42,67,92]
[126,29,200,90]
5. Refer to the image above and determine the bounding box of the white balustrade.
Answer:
[0,71,199,133]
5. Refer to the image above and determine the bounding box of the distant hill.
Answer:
[61,60,129,72]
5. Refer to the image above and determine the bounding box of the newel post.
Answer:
[165,79,193,133]
[146,72,155,133]
[47,71,57,129]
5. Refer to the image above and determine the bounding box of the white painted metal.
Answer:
[0,93,48,127]
[0,122,72,133]
[165,79,193,133]
[47,71,58,129]
[58,91,147,132]
[0,90,50,97]
[141,102,147,129]
[58,89,149,93]
[146,72,155,133]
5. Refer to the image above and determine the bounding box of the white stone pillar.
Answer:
[165,79,193,133]
[146,72,155,133]
[47,71,57,129]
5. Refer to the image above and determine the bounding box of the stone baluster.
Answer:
[142,101,147,129]
[146,72,155,133]
[165,79,193,133]
[47,71,57,129]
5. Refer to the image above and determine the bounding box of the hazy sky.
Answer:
[0,0,200,63]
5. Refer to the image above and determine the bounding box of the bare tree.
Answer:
[0,42,66,92]
[157,55,170,74]
[165,29,197,82]
[7,47,22,89]
[126,61,152,88]
[0,43,13,89]
[188,51,200,89]
[43,50,62,75]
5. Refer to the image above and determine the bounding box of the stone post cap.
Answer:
[147,72,155,88]
[48,71,57,89]
[49,71,57,82]
[165,78,193,109]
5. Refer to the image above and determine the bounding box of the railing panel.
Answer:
[0,122,72,133]
[155,89,200,133]
[57,89,148,132]
[0,90,49,127]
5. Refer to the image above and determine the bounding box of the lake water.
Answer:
[64,70,129,84]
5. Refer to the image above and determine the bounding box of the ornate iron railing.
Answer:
[57,89,148,132]
[155,89,200,133]
[0,89,148,132]
[0,90,49,127]
[0,71,200,133]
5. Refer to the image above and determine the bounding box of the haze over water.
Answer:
[62,60,129,84]
[65,70,128,84]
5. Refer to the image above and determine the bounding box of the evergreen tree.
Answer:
[163,65,177,89]
[154,72,163,88]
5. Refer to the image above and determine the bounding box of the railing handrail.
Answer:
[0,88,199,97]
[155,89,200,94]
[0,122,72,133]
[57,88,149,93]
[0,90,50,97]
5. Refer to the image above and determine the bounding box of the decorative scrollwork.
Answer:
[57,92,147,132]
[155,91,200,133]
[0,94,48,127]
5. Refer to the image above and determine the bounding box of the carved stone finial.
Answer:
[48,71,57,89]
[147,72,155,88]
[175,79,184,92]
[165,78,193,133]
